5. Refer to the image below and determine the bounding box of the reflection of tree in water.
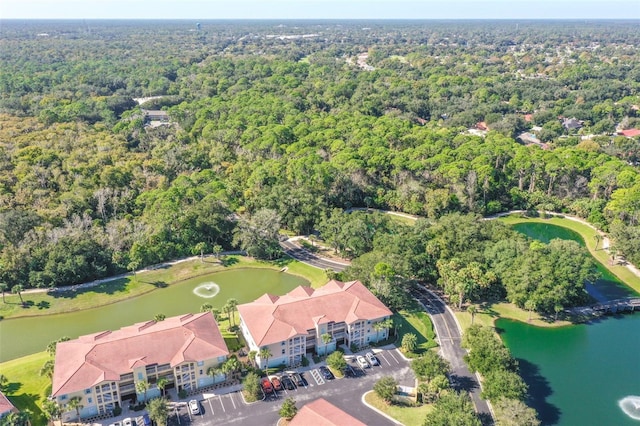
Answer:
[517,358,561,425]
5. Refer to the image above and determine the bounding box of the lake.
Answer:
[0,268,307,361]
[505,221,640,425]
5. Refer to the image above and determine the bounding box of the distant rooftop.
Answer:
[289,398,366,426]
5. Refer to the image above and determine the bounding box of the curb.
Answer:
[361,391,403,425]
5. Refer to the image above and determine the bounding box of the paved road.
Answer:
[410,285,493,425]
[280,239,349,272]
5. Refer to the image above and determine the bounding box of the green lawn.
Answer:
[364,391,432,426]
[0,351,51,426]
[394,299,438,356]
[0,256,326,320]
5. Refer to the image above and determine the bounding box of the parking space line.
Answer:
[310,368,325,385]
[229,393,236,409]
[378,351,390,366]
[218,395,226,412]
[388,349,400,364]
[207,398,214,416]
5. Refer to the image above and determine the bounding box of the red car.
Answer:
[270,376,283,391]
[261,377,274,394]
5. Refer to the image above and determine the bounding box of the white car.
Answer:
[122,418,133,426]
[188,399,200,415]
[356,355,369,369]
[366,352,379,366]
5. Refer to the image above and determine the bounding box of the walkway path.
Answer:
[279,238,350,272]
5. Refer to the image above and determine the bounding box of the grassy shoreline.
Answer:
[0,256,326,320]
[454,213,640,330]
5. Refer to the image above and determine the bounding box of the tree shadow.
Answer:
[4,381,22,394]
[449,374,479,393]
[49,278,129,299]
[36,301,50,310]
[221,257,239,267]
[517,358,561,425]
[150,281,168,288]
[21,300,34,309]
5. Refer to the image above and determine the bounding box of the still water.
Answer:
[506,222,640,425]
[0,268,307,361]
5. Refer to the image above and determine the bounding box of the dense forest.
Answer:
[0,20,639,312]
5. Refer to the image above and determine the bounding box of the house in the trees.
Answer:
[52,313,228,421]
[238,280,393,368]
[0,392,18,419]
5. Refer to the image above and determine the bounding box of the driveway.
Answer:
[410,285,493,425]
[184,348,409,426]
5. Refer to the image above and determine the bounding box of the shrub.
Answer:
[373,376,397,404]
[301,356,309,367]
[279,397,297,420]
[326,351,347,372]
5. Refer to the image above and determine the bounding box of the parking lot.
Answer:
[185,347,411,426]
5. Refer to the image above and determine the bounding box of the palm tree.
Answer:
[136,380,149,403]
[0,282,7,303]
[40,359,55,378]
[212,244,223,260]
[224,298,239,327]
[12,284,24,305]
[200,303,213,313]
[374,318,393,343]
[248,350,257,368]
[157,377,169,398]
[67,396,83,421]
[222,357,241,382]
[467,305,478,325]
[259,347,272,371]
[0,374,8,391]
[321,333,332,354]
[193,242,207,262]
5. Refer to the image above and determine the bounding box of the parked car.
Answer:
[188,399,200,415]
[140,414,151,426]
[123,418,133,426]
[366,352,379,366]
[319,366,334,380]
[343,365,356,378]
[356,355,369,369]
[261,377,274,394]
[281,374,296,390]
[270,376,283,391]
[290,372,304,387]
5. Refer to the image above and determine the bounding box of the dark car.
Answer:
[319,366,334,380]
[290,372,304,387]
[281,375,296,390]
[343,365,355,378]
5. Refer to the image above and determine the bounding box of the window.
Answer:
[137,372,144,380]
[281,341,285,346]
[87,397,93,404]
[60,395,67,401]
[282,349,285,355]
[199,370,203,375]
[197,361,204,366]
[85,389,91,395]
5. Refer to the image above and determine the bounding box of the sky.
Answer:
[1,0,639,20]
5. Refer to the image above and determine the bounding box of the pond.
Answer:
[512,222,637,301]
[0,268,308,362]
[504,222,640,425]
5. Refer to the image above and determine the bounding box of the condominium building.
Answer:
[52,313,228,421]
[238,280,393,368]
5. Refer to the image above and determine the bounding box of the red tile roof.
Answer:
[52,313,228,397]
[0,391,17,416]
[238,280,392,347]
[619,129,640,137]
[289,398,367,426]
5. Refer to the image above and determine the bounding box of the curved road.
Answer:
[280,239,350,272]
[280,238,493,424]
